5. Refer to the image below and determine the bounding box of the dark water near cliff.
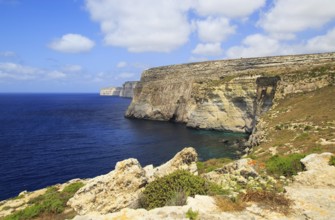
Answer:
[0,94,247,200]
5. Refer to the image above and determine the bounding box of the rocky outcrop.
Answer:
[100,87,122,96]
[68,159,147,215]
[291,152,335,187]
[120,81,138,98]
[72,152,335,220]
[145,147,198,182]
[68,147,198,215]
[285,152,335,220]
[126,52,335,133]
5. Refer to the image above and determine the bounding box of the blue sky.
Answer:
[0,0,334,93]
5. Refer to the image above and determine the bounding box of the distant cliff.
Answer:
[120,81,138,98]
[125,52,335,133]
[100,87,122,96]
[100,81,138,98]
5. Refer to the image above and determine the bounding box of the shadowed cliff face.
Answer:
[126,53,335,133]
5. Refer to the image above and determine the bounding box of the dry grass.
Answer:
[214,196,246,212]
[256,86,335,160]
[197,158,233,174]
[242,190,293,215]
[36,209,76,220]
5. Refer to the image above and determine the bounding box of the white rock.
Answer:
[151,147,198,180]
[300,152,333,171]
[68,158,147,215]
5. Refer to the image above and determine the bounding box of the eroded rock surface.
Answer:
[146,147,198,182]
[68,159,147,215]
[285,153,335,220]
[68,147,198,215]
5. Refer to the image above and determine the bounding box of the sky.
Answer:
[0,0,335,93]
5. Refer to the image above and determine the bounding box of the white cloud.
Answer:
[259,0,335,38]
[0,62,39,80]
[117,72,135,79]
[49,34,95,53]
[194,0,265,18]
[117,61,127,68]
[0,51,16,57]
[47,71,67,79]
[62,64,83,72]
[0,62,70,81]
[226,34,280,58]
[196,17,235,43]
[305,28,335,53]
[192,43,223,56]
[85,0,192,52]
[226,27,335,59]
[0,62,37,74]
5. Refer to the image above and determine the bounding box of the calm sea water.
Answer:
[0,94,247,200]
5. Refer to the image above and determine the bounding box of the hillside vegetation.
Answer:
[251,85,335,160]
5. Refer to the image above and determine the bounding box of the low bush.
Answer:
[185,208,199,220]
[265,154,305,177]
[329,156,335,166]
[4,182,84,220]
[140,170,226,210]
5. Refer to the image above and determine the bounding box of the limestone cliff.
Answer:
[120,81,138,98]
[126,53,335,133]
[100,87,122,96]
[100,81,138,98]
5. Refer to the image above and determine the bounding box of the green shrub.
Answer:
[4,182,84,220]
[4,205,42,220]
[62,182,84,194]
[186,208,199,220]
[329,156,335,166]
[140,170,226,210]
[266,154,305,177]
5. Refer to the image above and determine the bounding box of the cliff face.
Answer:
[126,53,335,133]
[100,87,122,96]
[120,81,138,98]
[100,81,139,98]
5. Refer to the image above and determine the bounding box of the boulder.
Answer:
[292,152,335,187]
[300,152,333,171]
[146,147,198,182]
[68,159,147,215]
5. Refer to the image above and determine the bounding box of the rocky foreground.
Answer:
[1,148,334,220]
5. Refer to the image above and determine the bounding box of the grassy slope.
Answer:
[252,85,335,160]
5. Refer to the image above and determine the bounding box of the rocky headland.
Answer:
[126,52,335,133]
[100,81,138,98]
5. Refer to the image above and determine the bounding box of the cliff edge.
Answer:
[126,52,335,133]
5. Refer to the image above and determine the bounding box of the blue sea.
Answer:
[0,94,247,200]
